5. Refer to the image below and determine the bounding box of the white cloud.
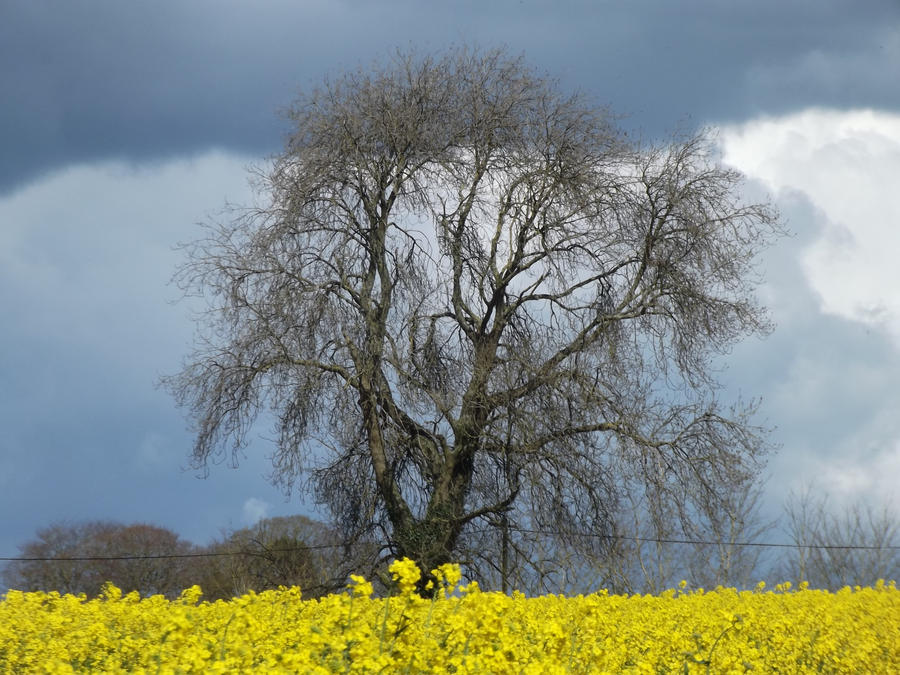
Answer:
[716,109,900,513]
[719,108,900,342]
[820,450,900,504]
[241,497,271,526]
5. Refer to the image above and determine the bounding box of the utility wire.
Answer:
[0,542,359,562]
[2,527,898,562]
[514,528,900,551]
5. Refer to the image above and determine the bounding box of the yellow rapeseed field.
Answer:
[1,559,897,673]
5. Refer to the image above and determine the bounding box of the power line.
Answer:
[0,540,354,562]
[515,528,900,551]
[2,528,898,563]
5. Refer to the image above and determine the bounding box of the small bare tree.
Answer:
[164,48,780,592]
[781,488,899,589]
[682,478,776,589]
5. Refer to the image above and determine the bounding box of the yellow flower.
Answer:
[99,582,122,602]
[348,574,374,599]
[389,557,421,596]
[177,585,203,605]
[431,562,462,597]
[2,570,899,671]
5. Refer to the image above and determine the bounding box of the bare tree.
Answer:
[164,48,781,592]
[781,488,899,589]
[2,521,194,598]
[474,474,777,596]
[682,478,776,589]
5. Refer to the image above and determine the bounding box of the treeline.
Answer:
[2,491,898,599]
[1,515,376,600]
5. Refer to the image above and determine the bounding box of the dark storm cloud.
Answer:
[2,0,898,194]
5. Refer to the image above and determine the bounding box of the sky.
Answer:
[2,0,900,561]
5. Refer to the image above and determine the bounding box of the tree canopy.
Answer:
[165,48,781,592]
[2,521,192,598]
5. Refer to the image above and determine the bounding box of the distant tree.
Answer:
[681,478,776,590]
[780,488,899,589]
[2,521,193,598]
[607,477,775,593]
[164,47,781,593]
[192,514,375,600]
[461,473,775,595]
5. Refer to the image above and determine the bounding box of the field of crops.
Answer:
[1,558,898,673]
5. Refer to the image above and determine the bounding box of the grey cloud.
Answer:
[721,187,900,508]
[2,0,898,194]
[741,27,900,116]
[0,153,283,557]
